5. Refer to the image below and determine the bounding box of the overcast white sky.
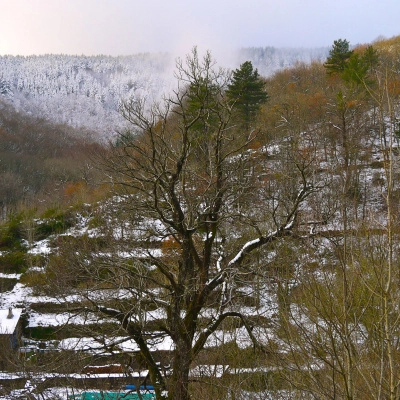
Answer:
[0,0,399,58]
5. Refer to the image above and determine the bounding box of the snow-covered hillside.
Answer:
[0,47,329,140]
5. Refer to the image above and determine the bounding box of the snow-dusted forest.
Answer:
[0,47,329,140]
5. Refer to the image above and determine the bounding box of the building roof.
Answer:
[69,392,155,399]
[0,308,22,335]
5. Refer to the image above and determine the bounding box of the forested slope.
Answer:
[0,99,103,218]
[0,47,329,139]
[1,37,400,399]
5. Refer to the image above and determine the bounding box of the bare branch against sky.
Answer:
[0,0,399,58]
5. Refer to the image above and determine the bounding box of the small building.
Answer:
[0,307,23,349]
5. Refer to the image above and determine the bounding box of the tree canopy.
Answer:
[226,60,268,129]
[324,39,353,75]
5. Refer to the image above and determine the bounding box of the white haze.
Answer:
[0,0,399,63]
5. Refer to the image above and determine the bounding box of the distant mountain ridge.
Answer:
[0,47,329,140]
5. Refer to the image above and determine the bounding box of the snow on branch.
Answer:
[228,237,264,267]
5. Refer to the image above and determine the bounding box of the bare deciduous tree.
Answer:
[46,48,317,400]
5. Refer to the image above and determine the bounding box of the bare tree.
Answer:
[46,48,317,400]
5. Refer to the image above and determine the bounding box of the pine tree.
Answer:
[324,39,353,75]
[326,41,379,87]
[226,61,268,130]
[0,77,13,98]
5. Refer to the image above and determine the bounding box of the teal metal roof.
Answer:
[69,392,156,400]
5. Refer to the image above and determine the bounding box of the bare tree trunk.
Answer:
[168,340,192,400]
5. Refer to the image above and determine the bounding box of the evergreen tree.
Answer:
[340,52,369,85]
[226,61,268,130]
[324,39,353,75]
[0,77,13,98]
[186,76,220,131]
[185,75,223,163]
[341,45,379,86]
